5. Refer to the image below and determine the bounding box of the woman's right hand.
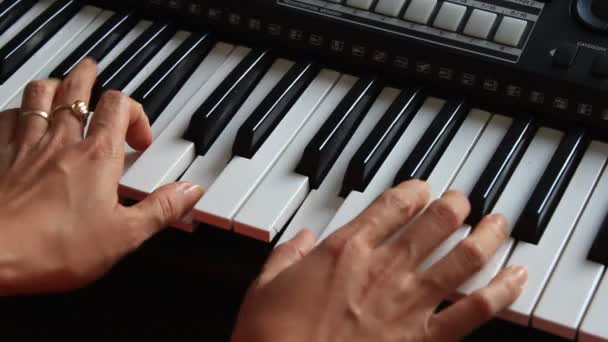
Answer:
[232,180,527,342]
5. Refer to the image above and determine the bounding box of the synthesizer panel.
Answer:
[93,0,608,141]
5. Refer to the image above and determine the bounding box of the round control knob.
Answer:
[574,0,608,33]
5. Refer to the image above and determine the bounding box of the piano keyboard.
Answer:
[1,1,607,341]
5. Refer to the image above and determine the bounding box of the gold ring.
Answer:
[20,110,51,122]
[52,100,90,123]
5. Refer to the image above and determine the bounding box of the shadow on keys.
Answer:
[0,225,570,342]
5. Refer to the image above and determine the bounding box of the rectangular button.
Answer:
[463,9,497,39]
[433,2,467,32]
[494,16,527,47]
[346,0,374,10]
[374,0,407,17]
[403,0,437,25]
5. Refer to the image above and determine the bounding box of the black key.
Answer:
[295,76,383,189]
[50,12,137,79]
[340,86,425,197]
[130,32,215,125]
[93,22,176,104]
[393,97,469,185]
[0,0,38,37]
[467,116,537,226]
[0,0,81,83]
[184,49,275,156]
[588,212,608,265]
[233,61,319,159]
[512,128,587,244]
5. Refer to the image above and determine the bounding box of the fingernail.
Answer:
[174,182,203,196]
[507,265,528,289]
[487,213,509,232]
[184,183,203,195]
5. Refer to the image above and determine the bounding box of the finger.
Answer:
[430,265,527,341]
[49,58,97,142]
[0,109,19,145]
[325,180,431,249]
[86,90,152,153]
[15,80,59,150]
[419,214,508,301]
[257,229,317,288]
[381,191,470,269]
[126,182,204,247]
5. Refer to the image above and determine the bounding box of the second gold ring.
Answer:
[52,100,91,123]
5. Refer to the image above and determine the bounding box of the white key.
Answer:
[503,142,608,326]
[375,0,407,17]
[193,69,341,229]
[458,127,564,295]
[276,78,365,244]
[426,109,490,199]
[580,271,608,342]
[319,97,445,240]
[0,5,102,109]
[96,20,152,73]
[119,44,240,200]
[3,10,113,109]
[278,189,344,244]
[235,86,397,241]
[118,31,191,171]
[419,114,513,270]
[0,0,53,49]
[175,59,297,231]
[532,166,608,339]
[121,30,190,96]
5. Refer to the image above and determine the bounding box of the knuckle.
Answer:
[428,199,463,229]
[322,232,348,258]
[155,194,179,224]
[323,230,367,260]
[25,80,55,99]
[274,242,300,262]
[487,215,509,241]
[380,187,415,215]
[469,291,496,320]
[82,135,120,161]
[458,239,488,272]
[100,89,127,107]
[59,76,82,94]
[419,274,448,295]
[342,235,368,257]
[49,155,74,177]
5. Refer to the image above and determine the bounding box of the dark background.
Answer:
[0,227,570,342]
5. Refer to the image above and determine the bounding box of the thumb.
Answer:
[257,229,316,288]
[127,181,204,242]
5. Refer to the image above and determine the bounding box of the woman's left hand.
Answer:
[0,59,204,295]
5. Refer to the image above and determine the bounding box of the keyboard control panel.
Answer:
[277,0,544,62]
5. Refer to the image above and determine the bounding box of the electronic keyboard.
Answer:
[0,0,607,340]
